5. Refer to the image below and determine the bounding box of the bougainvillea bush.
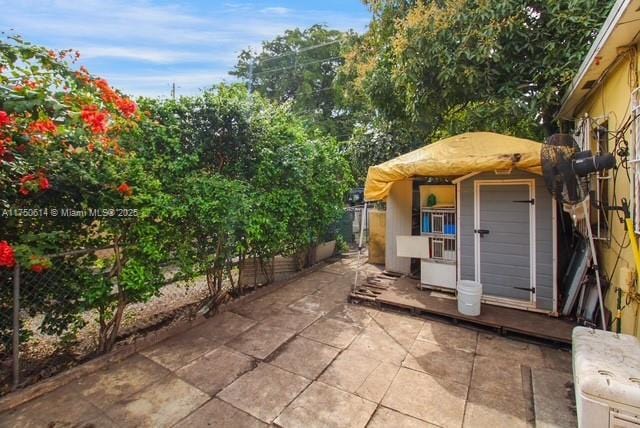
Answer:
[0,36,170,353]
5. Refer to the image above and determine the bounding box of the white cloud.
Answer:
[78,46,235,65]
[261,7,291,16]
[0,0,370,96]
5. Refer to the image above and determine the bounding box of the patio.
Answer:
[0,257,576,428]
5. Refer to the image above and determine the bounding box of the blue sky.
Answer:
[1,1,370,97]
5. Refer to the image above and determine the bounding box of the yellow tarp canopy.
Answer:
[364,132,543,201]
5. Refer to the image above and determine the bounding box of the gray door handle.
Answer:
[474,229,490,237]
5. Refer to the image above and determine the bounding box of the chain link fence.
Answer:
[0,247,212,394]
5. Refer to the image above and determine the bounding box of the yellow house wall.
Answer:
[368,209,386,265]
[576,50,640,336]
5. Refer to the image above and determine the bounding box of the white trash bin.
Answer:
[457,280,482,316]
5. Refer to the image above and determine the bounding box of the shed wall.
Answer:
[385,180,412,274]
[459,170,555,311]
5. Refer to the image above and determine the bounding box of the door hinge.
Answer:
[513,286,535,293]
[512,198,535,205]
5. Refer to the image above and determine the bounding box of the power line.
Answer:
[257,37,346,65]
[253,56,342,77]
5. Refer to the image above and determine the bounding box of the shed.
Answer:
[365,132,558,314]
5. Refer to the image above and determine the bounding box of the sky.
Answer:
[0,0,371,97]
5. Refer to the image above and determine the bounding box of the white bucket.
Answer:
[457,280,482,316]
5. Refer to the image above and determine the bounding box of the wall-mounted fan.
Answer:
[541,134,615,329]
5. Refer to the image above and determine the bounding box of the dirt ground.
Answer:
[1,276,210,395]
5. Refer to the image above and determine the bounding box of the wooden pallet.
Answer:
[350,271,399,301]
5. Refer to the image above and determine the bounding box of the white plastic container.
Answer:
[457,280,482,316]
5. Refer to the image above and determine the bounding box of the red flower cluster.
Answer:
[81,106,109,134]
[14,81,38,92]
[28,255,52,273]
[31,264,46,273]
[0,241,16,269]
[117,183,133,196]
[0,110,12,127]
[0,137,11,159]
[95,79,119,104]
[29,118,57,135]
[95,79,138,118]
[19,173,51,196]
[116,98,137,118]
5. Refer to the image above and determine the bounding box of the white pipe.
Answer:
[582,197,607,329]
[353,202,368,293]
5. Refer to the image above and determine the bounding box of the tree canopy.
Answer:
[231,24,360,139]
[340,0,612,181]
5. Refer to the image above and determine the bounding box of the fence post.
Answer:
[12,262,20,390]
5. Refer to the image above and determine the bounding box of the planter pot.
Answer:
[314,240,336,262]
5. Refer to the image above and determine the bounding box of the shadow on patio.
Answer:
[0,256,575,428]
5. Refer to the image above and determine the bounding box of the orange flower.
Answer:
[29,119,57,135]
[95,79,119,104]
[81,106,109,134]
[117,183,133,196]
[116,98,137,118]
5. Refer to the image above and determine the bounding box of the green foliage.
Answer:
[0,36,173,354]
[341,0,613,181]
[133,84,354,304]
[232,25,361,140]
[0,36,353,356]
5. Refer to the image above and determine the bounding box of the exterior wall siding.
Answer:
[385,180,412,274]
[459,170,554,311]
[571,52,639,335]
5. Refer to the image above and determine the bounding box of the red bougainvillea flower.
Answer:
[19,173,51,196]
[95,79,119,104]
[0,241,16,269]
[0,111,12,127]
[29,118,57,135]
[29,255,52,273]
[116,98,137,118]
[81,106,109,134]
[31,264,45,273]
[39,176,51,191]
[19,174,37,196]
[117,183,133,196]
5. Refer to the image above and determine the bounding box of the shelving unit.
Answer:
[419,203,457,290]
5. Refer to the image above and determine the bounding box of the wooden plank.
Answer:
[375,276,574,344]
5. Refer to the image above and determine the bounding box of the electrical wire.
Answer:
[253,56,343,77]
[256,38,347,65]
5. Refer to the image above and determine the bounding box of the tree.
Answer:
[231,25,360,139]
[0,36,172,353]
[341,0,612,147]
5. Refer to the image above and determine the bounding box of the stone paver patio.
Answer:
[0,257,576,428]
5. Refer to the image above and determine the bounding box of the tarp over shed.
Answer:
[364,132,543,201]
